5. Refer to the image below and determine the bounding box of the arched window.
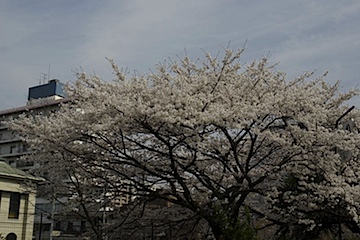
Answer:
[6,233,17,240]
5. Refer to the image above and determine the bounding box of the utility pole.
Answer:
[38,213,43,240]
[49,194,56,240]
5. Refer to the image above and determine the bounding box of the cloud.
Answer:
[0,0,359,110]
[75,0,224,73]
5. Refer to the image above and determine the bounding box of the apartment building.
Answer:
[0,79,68,170]
[0,80,69,239]
[1,80,136,239]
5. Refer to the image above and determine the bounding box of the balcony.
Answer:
[16,159,34,168]
[0,138,22,144]
[0,150,31,158]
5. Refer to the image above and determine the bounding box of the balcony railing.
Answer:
[0,137,22,144]
[0,150,31,158]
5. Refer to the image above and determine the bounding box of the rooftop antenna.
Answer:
[40,73,47,84]
[48,63,51,82]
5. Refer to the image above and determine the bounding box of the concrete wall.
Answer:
[0,178,36,240]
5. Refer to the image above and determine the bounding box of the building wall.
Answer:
[0,100,65,170]
[0,122,32,170]
[0,178,36,240]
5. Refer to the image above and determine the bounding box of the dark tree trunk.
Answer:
[207,218,230,240]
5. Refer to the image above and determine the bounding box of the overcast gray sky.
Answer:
[1,0,359,110]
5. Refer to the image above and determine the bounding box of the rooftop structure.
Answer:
[27,79,67,105]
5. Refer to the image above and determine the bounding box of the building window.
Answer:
[22,144,28,152]
[11,131,17,139]
[10,145,16,154]
[81,221,86,232]
[67,221,74,231]
[8,192,21,219]
[6,233,17,240]
[55,220,61,230]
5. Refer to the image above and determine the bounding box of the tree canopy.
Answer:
[8,49,360,240]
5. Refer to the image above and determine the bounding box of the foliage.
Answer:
[6,48,360,240]
[273,173,360,240]
[213,205,258,240]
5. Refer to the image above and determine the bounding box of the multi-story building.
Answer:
[0,79,68,170]
[0,80,69,239]
[1,80,135,239]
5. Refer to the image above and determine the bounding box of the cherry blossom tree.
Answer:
[7,49,360,240]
